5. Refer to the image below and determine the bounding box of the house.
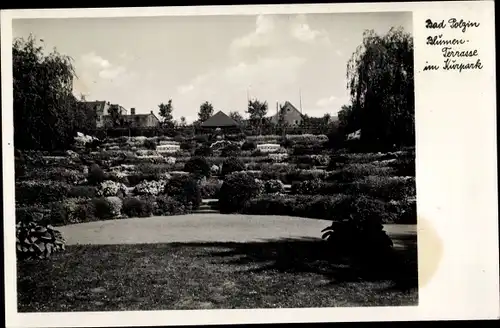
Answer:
[269,101,303,126]
[80,101,128,128]
[121,108,161,128]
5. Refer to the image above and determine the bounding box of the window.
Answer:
[287,108,290,112]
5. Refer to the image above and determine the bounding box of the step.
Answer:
[202,198,219,204]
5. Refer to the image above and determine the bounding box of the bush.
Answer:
[16,206,51,225]
[122,197,154,218]
[97,180,128,197]
[154,195,187,216]
[263,179,285,194]
[321,196,395,270]
[291,179,324,195]
[88,164,105,185]
[16,221,66,260]
[184,156,211,178]
[390,157,415,177]
[241,141,257,151]
[15,181,71,205]
[200,179,223,199]
[143,139,157,150]
[92,197,117,220]
[221,143,241,157]
[67,186,97,199]
[180,140,196,152]
[134,180,167,196]
[219,172,262,214]
[194,144,212,157]
[106,196,123,217]
[164,175,202,210]
[221,157,245,178]
[327,154,347,170]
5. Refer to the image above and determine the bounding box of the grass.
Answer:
[17,234,417,312]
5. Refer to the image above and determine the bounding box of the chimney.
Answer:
[150,110,153,114]
[131,108,135,115]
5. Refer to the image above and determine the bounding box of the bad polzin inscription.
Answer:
[424,18,482,72]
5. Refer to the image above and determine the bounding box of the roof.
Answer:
[201,111,239,128]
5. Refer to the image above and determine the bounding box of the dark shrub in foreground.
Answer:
[219,172,261,214]
[92,197,116,220]
[164,175,202,210]
[221,157,245,178]
[122,197,154,218]
[184,156,211,178]
[241,141,257,151]
[194,144,212,157]
[68,185,98,198]
[321,196,395,275]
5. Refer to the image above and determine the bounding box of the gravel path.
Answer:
[58,214,417,246]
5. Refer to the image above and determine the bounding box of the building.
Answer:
[122,108,161,128]
[269,101,303,126]
[81,101,128,128]
[201,111,240,129]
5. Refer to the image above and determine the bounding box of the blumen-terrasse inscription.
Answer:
[423,18,482,72]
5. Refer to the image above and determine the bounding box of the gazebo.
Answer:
[200,111,241,136]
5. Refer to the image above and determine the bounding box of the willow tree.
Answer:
[346,27,414,149]
[13,35,95,150]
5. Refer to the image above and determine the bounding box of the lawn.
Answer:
[17,234,417,312]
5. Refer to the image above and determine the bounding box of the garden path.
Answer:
[58,214,416,246]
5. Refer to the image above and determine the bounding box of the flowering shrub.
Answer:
[134,180,167,196]
[16,221,66,260]
[98,180,128,197]
[106,196,123,217]
[165,157,176,165]
[263,179,285,194]
[269,153,289,162]
[211,164,220,175]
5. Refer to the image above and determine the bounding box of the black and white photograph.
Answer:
[2,1,499,325]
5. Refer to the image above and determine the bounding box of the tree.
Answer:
[107,105,124,128]
[247,99,268,135]
[229,111,244,125]
[13,35,95,150]
[179,116,187,127]
[346,27,414,149]
[158,99,174,128]
[277,104,288,137]
[198,101,214,122]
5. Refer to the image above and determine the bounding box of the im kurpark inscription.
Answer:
[424,18,482,72]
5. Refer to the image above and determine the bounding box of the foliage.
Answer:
[88,164,105,185]
[97,180,128,197]
[200,179,223,199]
[164,175,202,210]
[134,180,167,196]
[92,197,117,220]
[220,143,241,157]
[241,141,257,151]
[321,196,395,269]
[154,195,188,216]
[346,27,414,149]
[13,35,96,150]
[229,111,244,125]
[263,179,285,194]
[122,197,154,218]
[16,221,66,260]
[143,139,157,150]
[219,172,262,214]
[158,100,174,127]
[246,99,268,135]
[198,101,214,122]
[106,196,123,217]
[15,180,71,205]
[194,143,213,157]
[184,156,211,178]
[220,157,245,178]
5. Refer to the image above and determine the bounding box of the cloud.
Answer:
[178,84,194,94]
[316,95,337,107]
[230,14,332,60]
[80,52,127,81]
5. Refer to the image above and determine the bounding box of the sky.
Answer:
[13,12,412,123]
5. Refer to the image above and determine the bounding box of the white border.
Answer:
[2,2,499,326]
